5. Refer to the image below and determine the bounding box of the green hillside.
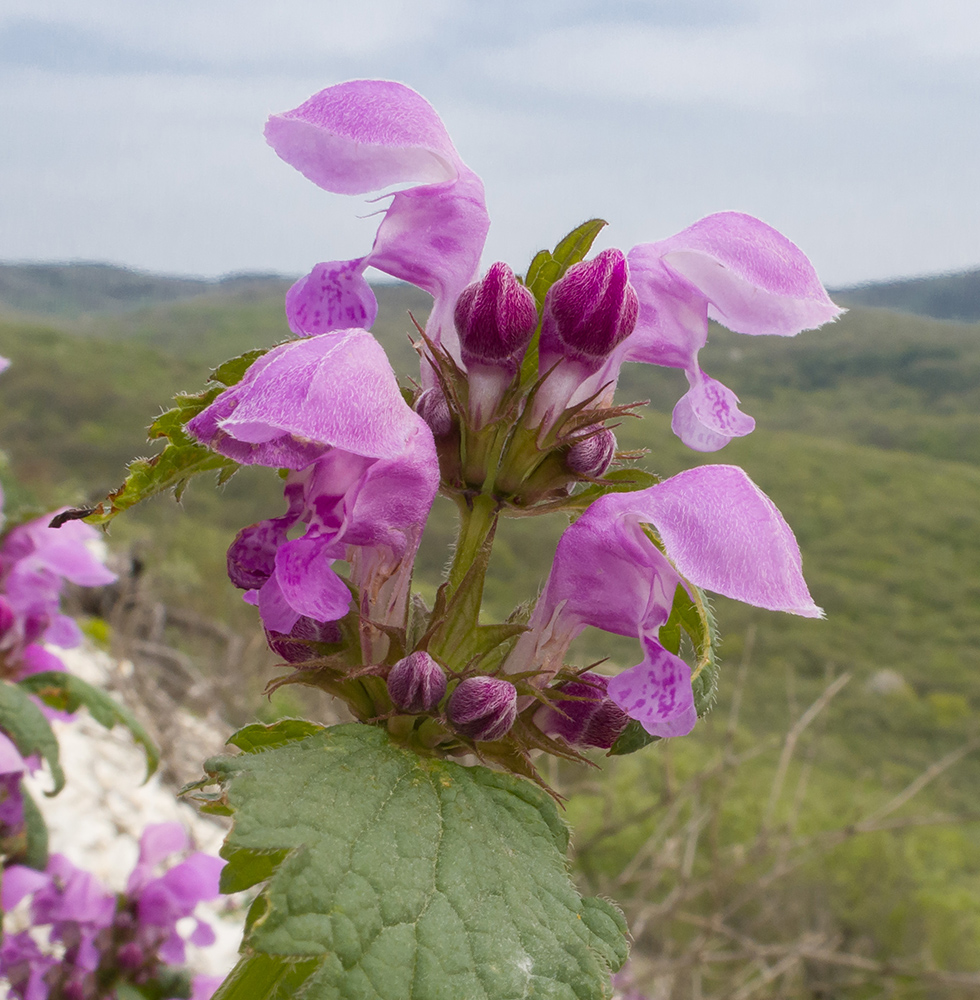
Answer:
[834,268,980,323]
[0,261,292,317]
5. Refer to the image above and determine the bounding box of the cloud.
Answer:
[0,0,456,73]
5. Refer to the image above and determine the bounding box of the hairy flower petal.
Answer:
[640,465,822,617]
[187,329,422,467]
[654,212,844,336]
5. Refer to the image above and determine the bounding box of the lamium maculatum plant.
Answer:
[57,80,841,1000]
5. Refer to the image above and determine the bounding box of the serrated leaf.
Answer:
[0,681,64,794]
[65,434,238,527]
[51,354,265,528]
[147,386,224,439]
[206,723,627,1000]
[18,671,158,781]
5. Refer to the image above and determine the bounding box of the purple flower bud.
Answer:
[415,387,453,438]
[535,673,630,750]
[63,979,88,1000]
[116,941,145,970]
[565,427,617,478]
[581,699,631,750]
[541,249,639,367]
[387,651,447,713]
[226,519,288,591]
[455,262,538,373]
[447,676,518,742]
[265,616,343,663]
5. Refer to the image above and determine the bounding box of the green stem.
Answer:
[447,492,499,595]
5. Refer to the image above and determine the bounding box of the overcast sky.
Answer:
[1,0,978,287]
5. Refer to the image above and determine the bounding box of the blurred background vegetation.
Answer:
[1,261,980,997]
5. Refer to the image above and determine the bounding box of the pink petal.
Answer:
[273,535,352,624]
[670,371,755,452]
[2,866,50,911]
[187,329,425,466]
[286,259,378,337]
[653,211,844,336]
[265,79,459,194]
[607,638,697,738]
[139,822,190,867]
[644,465,822,617]
[264,80,489,356]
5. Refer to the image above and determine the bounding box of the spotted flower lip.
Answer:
[505,464,820,738]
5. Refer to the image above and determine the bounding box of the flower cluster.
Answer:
[1,823,224,1000]
[0,510,117,682]
[185,79,838,774]
[0,360,118,849]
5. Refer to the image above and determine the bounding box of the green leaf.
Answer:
[566,468,659,510]
[211,348,269,387]
[205,723,628,1000]
[0,681,65,794]
[18,671,159,781]
[213,955,320,1000]
[17,783,49,869]
[0,781,49,868]
[52,346,274,528]
[227,719,325,755]
[608,720,661,757]
[654,583,718,718]
[525,219,608,307]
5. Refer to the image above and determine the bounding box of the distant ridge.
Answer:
[832,267,980,323]
[0,261,293,317]
[3,260,980,324]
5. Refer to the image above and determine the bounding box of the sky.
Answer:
[1,0,978,287]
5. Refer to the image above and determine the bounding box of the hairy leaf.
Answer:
[206,722,627,1000]
[17,671,158,780]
